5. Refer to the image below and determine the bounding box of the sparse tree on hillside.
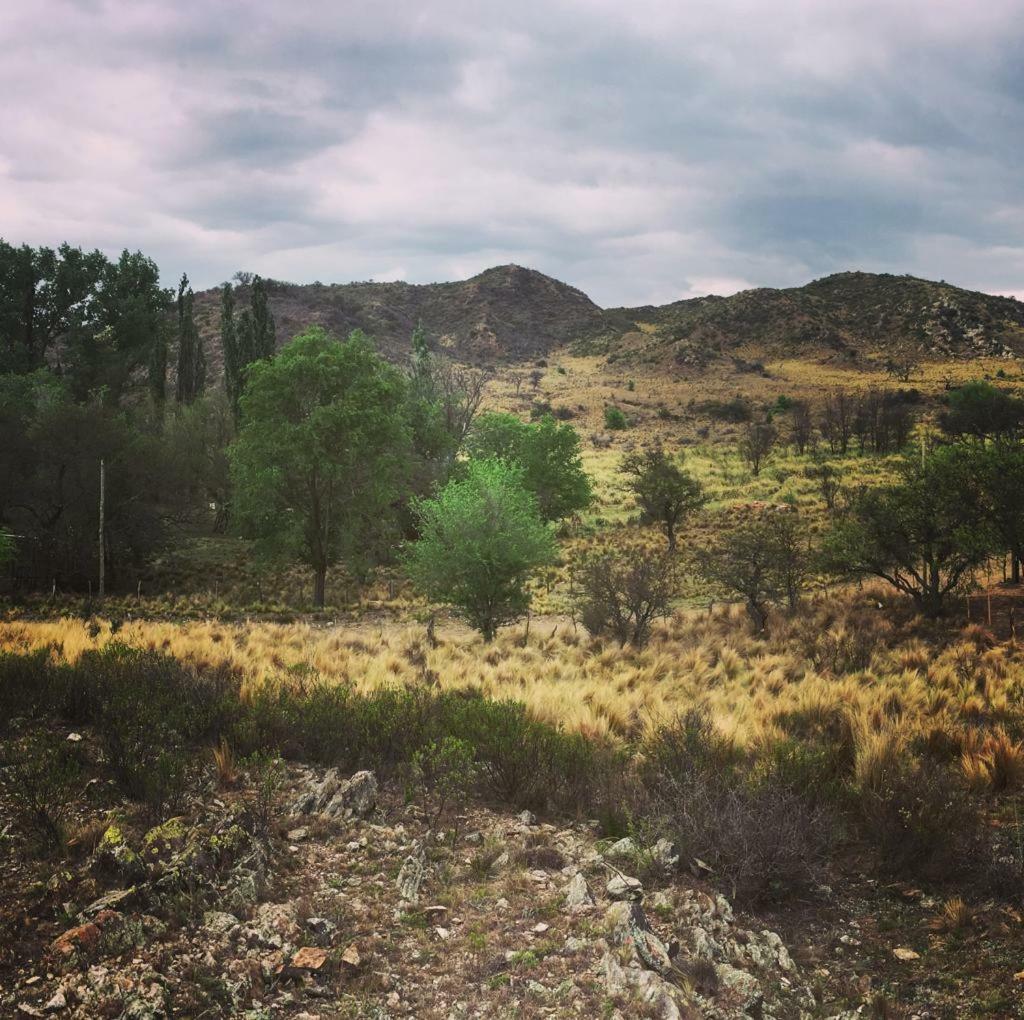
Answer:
[789,400,815,455]
[571,543,680,646]
[466,411,592,522]
[939,381,1024,443]
[404,458,555,641]
[885,339,920,383]
[820,389,854,454]
[697,508,813,632]
[229,326,411,607]
[825,448,996,617]
[739,419,777,476]
[621,446,705,551]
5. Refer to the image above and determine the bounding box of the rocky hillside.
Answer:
[193,267,1024,373]
[192,265,602,372]
[598,271,1024,368]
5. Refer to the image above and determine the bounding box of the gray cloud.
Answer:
[1,0,1022,304]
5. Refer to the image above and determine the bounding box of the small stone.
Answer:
[533,922,550,934]
[43,989,67,1013]
[341,943,362,970]
[286,827,309,842]
[606,875,643,900]
[518,810,537,826]
[564,873,594,913]
[893,947,921,961]
[306,917,337,945]
[435,926,451,940]
[290,946,329,972]
[66,733,82,743]
[51,922,101,957]
[604,837,637,860]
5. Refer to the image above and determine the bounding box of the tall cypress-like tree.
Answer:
[175,274,204,404]
[221,282,241,412]
[250,275,276,360]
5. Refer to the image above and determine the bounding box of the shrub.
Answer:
[1,730,82,850]
[604,406,628,430]
[572,545,681,646]
[410,736,479,843]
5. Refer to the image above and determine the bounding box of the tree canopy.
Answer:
[466,411,591,522]
[404,458,555,640]
[229,326,411,607]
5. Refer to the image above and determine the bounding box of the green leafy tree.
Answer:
[404,459,556,640]
[175,274,205,405]
[604,405,628,431]
[697,509,814,632]
[939,381,1024,443]
[826,449,996,617]
[466,412,592,521]
[621,446,705,550]
[229,327,411,607]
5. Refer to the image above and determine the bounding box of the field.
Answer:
[6,352,1024,1018]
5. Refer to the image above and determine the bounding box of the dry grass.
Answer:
[5,586,1024,761]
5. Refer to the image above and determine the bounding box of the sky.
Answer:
[2,0,1023,307]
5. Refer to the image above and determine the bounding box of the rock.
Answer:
[17,1005,45,1018]
[92,825,143,879]
[66,732,82,743]
[517,810,537,826]
[293,769,377,819]
[50,922,101,957]
[606,874,643,900]
[650,838,680,870]
[396,844,426,903]
[341,943,362,971]
[605,837,637,860]
[203,910,239,936]
[306,917,337,945]
[286,827,308,842]
[290,947,329,972]
[81,887,136,917]
[716,962,761,1000]
[533,922,550,934]
[563,872,594,913]
[42,989,66,1013]
[141,817,189,865]
[893,947,921,961]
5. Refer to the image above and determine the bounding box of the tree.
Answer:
[250,275,277,360]
[939,381,1024,443]
[961,443,1024,583]
[885,339,920,383]
[621,447,704,550]
[820,389,854,454]
[604,406,628,431]
[404,459,555,640]
[466,412,592,522]
[175,274,205,405]
[697,508,813,632]
[739,419,777,476]
[571,542,680,646]
[405,324,486,495]
[229,327,411,607]
[825,449,996,617]
[789,400,815,455]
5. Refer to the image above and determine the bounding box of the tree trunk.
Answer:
[665,522,676,551]
[746,598,768,633]
[1013,556,1021,585]
[313,565,326,608]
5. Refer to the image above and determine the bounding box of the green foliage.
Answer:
[620,446,705,550]
[603,405,628,430]
[939,380,1024,443]
[826,448,997,617]
[404,459,555,640]
[466,412,592,521]
[572,542,680,646]
[175,274,205,405]
[0,240,170,402]
[241,750,286,834]
[223,277,278,420]
[411,736,479,842]
[697,509,814,632]
[229,326,412,606]
[0,372,169,588]
[1,730,82,850]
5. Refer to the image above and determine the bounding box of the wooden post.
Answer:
[987,593,993,627]
[98,458,105,600]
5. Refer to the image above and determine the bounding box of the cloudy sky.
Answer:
[2,0,1023,306]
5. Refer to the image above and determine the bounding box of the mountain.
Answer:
[193,266,1024,372]
[193,265,601,373]
[595,271,1024,368]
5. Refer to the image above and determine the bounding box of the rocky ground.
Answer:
[2,732,1023,1018]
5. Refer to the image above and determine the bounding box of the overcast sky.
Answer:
[2,0,1023,306]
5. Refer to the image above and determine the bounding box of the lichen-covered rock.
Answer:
[93,824,144,880]
[292,768,377,819]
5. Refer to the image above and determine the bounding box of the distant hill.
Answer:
[193,266,1024,373]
